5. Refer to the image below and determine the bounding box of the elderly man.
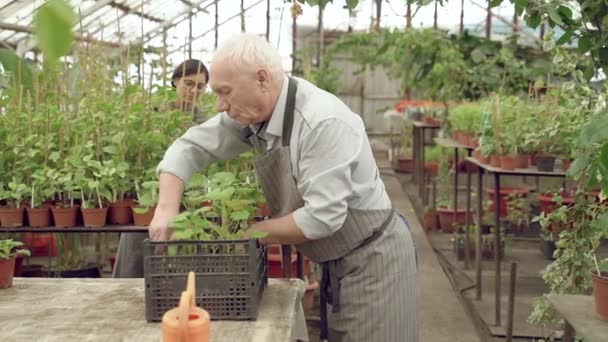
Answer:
[150,34,417,341]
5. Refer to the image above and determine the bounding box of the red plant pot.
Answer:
[81,207,109,228]
[538,192,574,215]
[131,206,155,226]
[21,233,57,257]
[109,201,133,225]
[499,155,519,170]
[0,258,16,289]
[424,161,439,176]
[52,206,79,228]
[436,207,467,233]
[26,207,52,228]
[395,156,414,173]
[489,155,501,168]
[485,187,530,217]
[592,271,608,321]
[0,207,24,228]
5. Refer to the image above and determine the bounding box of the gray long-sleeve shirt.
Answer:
[157,76,392,239]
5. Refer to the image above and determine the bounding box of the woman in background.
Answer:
[112,59,209,278]
[164,59,209,124]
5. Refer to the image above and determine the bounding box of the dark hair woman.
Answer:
[111,60,210,279]
[167,59,209,124]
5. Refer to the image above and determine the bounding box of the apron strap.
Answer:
[282,77,298,147]
[319,208,395,340]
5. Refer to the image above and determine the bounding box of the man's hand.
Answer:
[148,172,185,242]
[148,207,179,241]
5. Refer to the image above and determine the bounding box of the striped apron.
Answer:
[251,78,418,341]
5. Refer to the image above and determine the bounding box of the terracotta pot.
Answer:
[517,155,530,169]
[485,187,530,218]
[52,206,79,228]
[303,280,319,312]
[436,207,467,233]
[131,206,155,226]
[538,192,574,215]
[471,137,480,148]
[489,155,501,168]
[26,207,52,228]
[592,271,608,321]
[462,134,475,148]
[0,258,16,289]
[561,158,572,170]
[109,202,133,225]
[472,149,487,164]
[499,155,519,170]
[0,207,24,228]
[424,211,436,231]
[452,131,463,145]
[395,156,414,173]
[424,161,439,176]
[81,207,108,228]
[21,233,56,257]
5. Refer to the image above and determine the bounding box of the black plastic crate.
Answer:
[143,239,268,322]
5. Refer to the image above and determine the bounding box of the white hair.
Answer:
[213,34,284,79]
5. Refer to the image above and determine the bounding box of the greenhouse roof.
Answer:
[0,0,226,53]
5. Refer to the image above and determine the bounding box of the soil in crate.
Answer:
[143,239,268,322]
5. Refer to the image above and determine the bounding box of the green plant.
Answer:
[0,239,30,260]
[0,179,29,208]
[171,168,267,242]
[505,193,530,231]
[448,102,484,135]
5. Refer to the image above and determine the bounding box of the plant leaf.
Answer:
[578,36,592,53]
[33,0,76,63]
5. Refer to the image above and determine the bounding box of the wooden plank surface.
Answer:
[464,157,568,177]
[0,278,307,342]
[547,294,608,342]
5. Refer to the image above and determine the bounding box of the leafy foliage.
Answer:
[0,239,30,260]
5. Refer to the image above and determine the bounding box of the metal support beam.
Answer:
[0,22,124,53]
[87,0,155,37]
[168,0,264,55]
[0,0,36,19]
[140,0,213,45]
[107,1,163,23]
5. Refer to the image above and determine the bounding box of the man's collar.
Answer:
[263,75,289,138]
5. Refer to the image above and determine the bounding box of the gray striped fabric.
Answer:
[254,146,304,217]
[328,214,418,342]
[296,208,393,263]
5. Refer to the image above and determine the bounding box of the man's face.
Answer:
[210,58,271,126]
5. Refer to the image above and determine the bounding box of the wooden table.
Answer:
[0,278,308,342]
[547,294,608,342]
[411,121,441,204]
[464,156,567,326]
[434,138,474,267]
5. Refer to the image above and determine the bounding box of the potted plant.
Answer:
[0,179,28,227]
[435,157,467,233]
[0,239,31,289]
[132,178,158,226]
[395,123,414,173]
[592,255,608,321]
[107,161,133,225]
[51,234,102,278]
[25,169,57,228]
